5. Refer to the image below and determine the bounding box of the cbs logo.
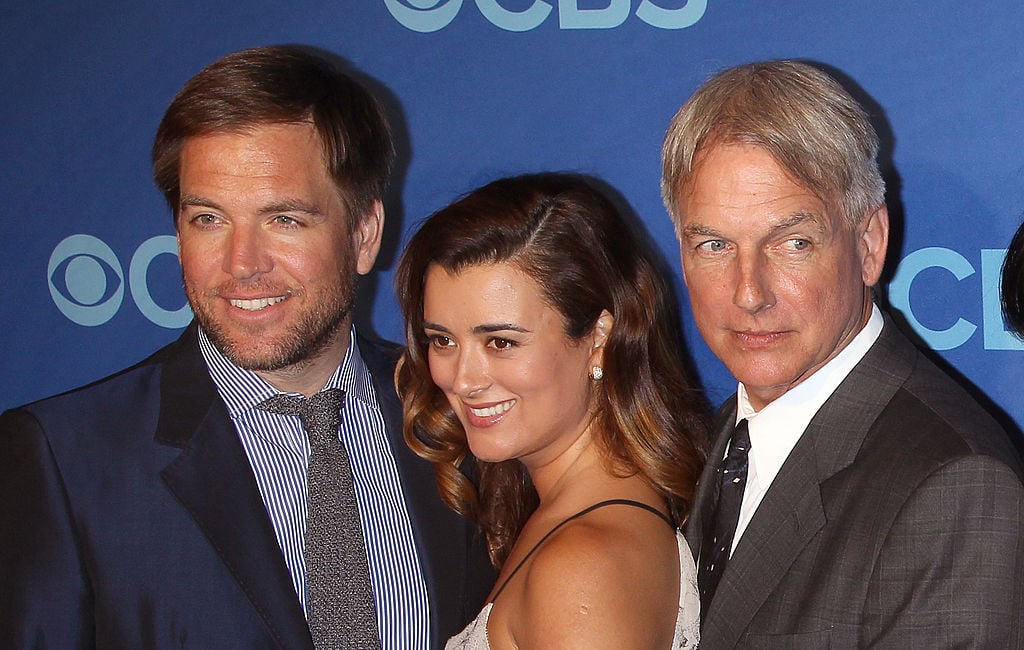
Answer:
[384,0,707,32]
[48,234,192,328]
[890,246,1022,351]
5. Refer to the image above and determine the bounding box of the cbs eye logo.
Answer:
[48,234,192,328]
[384,0,707,32]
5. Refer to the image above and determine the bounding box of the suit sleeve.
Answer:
[0,408,93,648]
[864,453,1024,648]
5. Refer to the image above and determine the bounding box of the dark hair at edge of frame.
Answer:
[1001,219,1024,338]
[152,45,394,226]
[394,172,709,568]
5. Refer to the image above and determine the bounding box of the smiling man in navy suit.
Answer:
[0,46,493,649]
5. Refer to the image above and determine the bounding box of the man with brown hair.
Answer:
[663,60,1024,647]
[1,46,492,649]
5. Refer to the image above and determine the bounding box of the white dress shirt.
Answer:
[730,305,884,553]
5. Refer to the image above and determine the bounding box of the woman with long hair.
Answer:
[395,173,708,648]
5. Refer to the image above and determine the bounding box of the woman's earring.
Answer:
[590,366,604,380]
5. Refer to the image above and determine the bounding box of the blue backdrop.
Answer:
[3,1,1023,435]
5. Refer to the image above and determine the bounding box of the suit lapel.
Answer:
[155,327,312,650]
[702,427,827,646]
[702,316,915,646]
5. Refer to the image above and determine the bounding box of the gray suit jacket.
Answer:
[687,317,1024,648]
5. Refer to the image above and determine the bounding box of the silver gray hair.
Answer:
[661,60,885,230]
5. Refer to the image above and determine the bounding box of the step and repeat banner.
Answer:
[3,1,1023,433]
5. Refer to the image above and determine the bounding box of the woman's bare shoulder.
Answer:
[506,504,679,649]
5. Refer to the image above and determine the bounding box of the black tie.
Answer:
[698,418,751,618]
[258,389,380,649]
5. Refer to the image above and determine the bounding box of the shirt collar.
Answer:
[736,304,884,422]
[734,304,884,479]
[198,326,377,419]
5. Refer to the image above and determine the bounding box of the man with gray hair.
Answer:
[662,59,1024,647]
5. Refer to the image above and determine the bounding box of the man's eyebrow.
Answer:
[258,199,324,216]
[680,211,823,239]
[177,195,324,216]
[179,194,222,211]
[767,211,822,235]
[679,223,721,238]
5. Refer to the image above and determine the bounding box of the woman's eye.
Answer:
[428,334,453,349]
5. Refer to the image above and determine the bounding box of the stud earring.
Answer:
[590,366,604,380]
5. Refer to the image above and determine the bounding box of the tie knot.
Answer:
[730,419,751,452]
[722,419,751,474]
[257,388,346,449]
[305,387,345,415]
[257,393,304,416]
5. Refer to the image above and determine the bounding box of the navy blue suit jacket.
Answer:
[0,325,494,649]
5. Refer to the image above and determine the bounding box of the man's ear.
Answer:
[355,199,384,276]
[858,204,889,287]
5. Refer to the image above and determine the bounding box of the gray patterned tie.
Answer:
[258,388,380,649]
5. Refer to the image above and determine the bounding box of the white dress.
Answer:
[446,529,700,649]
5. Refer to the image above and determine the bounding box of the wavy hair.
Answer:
[395,173,709,567]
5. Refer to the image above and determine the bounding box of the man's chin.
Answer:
[206,323,345,374]
[193,298,352,374]
[220,341,299,373]
[198,320,301,370]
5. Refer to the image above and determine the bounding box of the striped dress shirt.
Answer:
[198,327,429,650]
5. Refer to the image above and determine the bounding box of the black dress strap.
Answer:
[489,499,674,605]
